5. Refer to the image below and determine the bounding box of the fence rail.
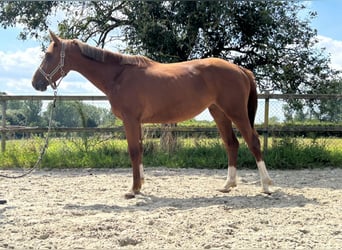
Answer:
[1,125,341,134]
[1,94,341,152]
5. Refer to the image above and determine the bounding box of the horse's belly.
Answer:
[141,100,209,124]
[142,111,205,123]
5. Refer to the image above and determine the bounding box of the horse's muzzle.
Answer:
[32,80,48,91]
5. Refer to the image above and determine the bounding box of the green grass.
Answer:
[0,136,341,170]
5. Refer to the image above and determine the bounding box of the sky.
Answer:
[0,1,342,121]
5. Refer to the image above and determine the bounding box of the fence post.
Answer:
[160,123,178,152]
[263,91,270,153]
[1,99,6,152]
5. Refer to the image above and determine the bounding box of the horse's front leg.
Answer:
[123,119,144,199]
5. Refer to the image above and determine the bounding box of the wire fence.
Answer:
[0,94,341,153]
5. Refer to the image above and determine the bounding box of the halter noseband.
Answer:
[38,42,66,89]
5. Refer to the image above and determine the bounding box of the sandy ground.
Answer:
[0,167,341,249]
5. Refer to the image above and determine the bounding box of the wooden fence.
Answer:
[1,94,341,153]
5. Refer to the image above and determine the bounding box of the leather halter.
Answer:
[38,42,66,89]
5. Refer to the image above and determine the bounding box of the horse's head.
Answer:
[32,31,68,91]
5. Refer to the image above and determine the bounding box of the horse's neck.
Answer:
[69,54,122,94]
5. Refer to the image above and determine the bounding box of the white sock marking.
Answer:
[139,164,144,180]
[223,166,237,189]
[257,161,273,193]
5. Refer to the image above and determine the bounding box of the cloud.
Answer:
[316,35,342,71]
[56,73,104,95]
[0,47,42,72]
[0,46,43,94]
[0,46,103,95]
[0,77,34,95]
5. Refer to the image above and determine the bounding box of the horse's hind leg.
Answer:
[209,105,239,192]
[232,116,273,194]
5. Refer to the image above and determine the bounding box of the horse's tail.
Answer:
[240,67,257,129]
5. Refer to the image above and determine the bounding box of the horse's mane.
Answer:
[74,39,154,67]
[120,54,154,67]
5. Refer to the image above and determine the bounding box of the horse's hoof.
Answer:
[124,192,136,199]
[217,188,231,193]
[263,178,274,186]
[124,189,142,199]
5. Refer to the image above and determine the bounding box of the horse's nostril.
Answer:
[32,81,48,91]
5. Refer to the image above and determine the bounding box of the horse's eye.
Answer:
[44,53,52,61]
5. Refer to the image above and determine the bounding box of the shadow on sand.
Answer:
[63,189,318,213]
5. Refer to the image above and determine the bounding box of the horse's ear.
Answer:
[49,30,60,45]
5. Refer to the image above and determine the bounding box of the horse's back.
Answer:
[148,57,243,81]
[142,57,251,102]
[188,58,251,92]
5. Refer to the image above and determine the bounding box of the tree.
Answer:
[0,2,58,43]
[311,78,341,122]
[2,98,43,126]
[124,1,339,94]
[284,77,342,122]
[0,1,128,48]
[43,100,115,128]
[44,101,80,128]
[22,100,44,126]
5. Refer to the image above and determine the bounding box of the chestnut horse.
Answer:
[32,31,273,198]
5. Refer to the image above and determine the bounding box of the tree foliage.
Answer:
[2,99,43,127]
[0,1,58,41]
[44,101,114,128]
[1,97,114,128]
[283,79,342,122]
[123,1,339,95]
